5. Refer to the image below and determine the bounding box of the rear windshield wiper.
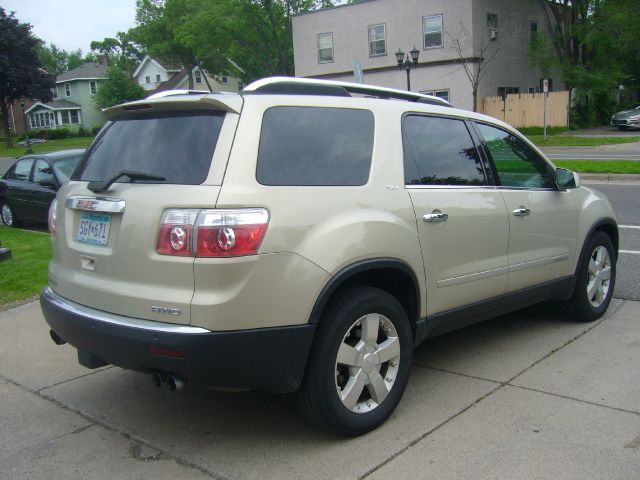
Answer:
[87,170,166,193]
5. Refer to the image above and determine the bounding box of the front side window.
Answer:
[9,159,34,181]
[403,115,485,186]
[368,24,386,56]
[476,123,556,189]
[75,111,225,185]
[317,33,334,63]
[423,15,443,49]
[65,83,71,96]
[257,107,374,186]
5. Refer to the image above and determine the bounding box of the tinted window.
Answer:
[33,159,55,185]
[477,123,555,189]
[76,111,225,184]
[8,159,34,181]
[403,115,486,186]
[52,155,83,183]
[257,107,374,186]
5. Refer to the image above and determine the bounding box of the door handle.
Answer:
[423,212,449,223]
[513,207,530,217]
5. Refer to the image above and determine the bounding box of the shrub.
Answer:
[46,128,71,140]
[91,125,103,136]
[77,126,87,137]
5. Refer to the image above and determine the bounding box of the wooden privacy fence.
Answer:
[477,91,569,128]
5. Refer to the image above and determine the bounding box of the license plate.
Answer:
[77,213,111,246]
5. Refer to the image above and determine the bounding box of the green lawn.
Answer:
[0,137,93,157]
[553,160,640,174]
[528,135,640,147]
[0,225,51,307]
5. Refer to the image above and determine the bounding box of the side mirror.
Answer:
[38,178,58,190]
[556,167,580,189]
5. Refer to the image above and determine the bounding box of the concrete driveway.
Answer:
[1,299,639,479]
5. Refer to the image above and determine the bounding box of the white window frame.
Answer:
[423,14,443,49]
[52,87,58,99]
[69,110,81,125]
[368,23,386,57]
[420,89,450,103]
[89,81,97,95]
[317,32,334,64]
[65,83,71,96]
[221,76,229,85]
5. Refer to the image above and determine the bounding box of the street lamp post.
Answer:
[395,46,420,91]
[19,97,33,155]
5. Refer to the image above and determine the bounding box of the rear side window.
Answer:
[75,111,225,184]
[403,115,486,186]
[257,107,374,186]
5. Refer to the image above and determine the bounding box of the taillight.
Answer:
[155,208,269,257]
[48,198,57,235]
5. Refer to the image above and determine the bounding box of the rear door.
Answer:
[3,158,34,219]
[50,105,239,325]
[403,114,509,318]
[29,159,58,221]
[474,122,578,292]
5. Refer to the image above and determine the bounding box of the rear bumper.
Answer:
[40,287,315,393]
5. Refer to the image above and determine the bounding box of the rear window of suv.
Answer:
[74,111,225,185]
[256,106,374,186]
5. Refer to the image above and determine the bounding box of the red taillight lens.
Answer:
[155,208,269,257]
[48,198,57,235]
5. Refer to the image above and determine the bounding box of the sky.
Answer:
[2,0,137,53]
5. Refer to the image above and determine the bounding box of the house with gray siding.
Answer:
[25,63,108,131]
[292,0,560,111]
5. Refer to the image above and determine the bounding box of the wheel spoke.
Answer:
[376,336,400,364]
[337,342,362,367]
[361,314,380,348]
[367,371,390,404]
[600,266,611,281]
[588,258,598,276]
[587,279,598,300]
[340,371,366,410]
[595,284,605,304]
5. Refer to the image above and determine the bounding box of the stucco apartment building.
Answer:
[293,0,559,111]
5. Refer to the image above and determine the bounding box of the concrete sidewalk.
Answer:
[0,299,639,479]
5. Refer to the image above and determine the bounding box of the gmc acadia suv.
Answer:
[41,77,618,437]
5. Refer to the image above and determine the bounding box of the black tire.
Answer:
[0,200,21,228]
[564,231,616,322]
[295,286,413,437]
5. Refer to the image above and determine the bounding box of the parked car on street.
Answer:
[611,105,640,130]
[0,149,84,227]
[40,78,618,437]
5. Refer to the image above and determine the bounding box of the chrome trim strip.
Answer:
[436,253,569,288]
[66,195,126,214]
[508,254,569,273]
[43,286,211,334]
[437,266,509,288]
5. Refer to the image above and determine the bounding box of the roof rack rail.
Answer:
[242,76,451,107]
[146,89,212,99]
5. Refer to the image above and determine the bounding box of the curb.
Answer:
[580,173,640,183]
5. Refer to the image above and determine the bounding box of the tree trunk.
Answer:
[0,100,14,149]
[473,87,479,112]
[186,65,194,90]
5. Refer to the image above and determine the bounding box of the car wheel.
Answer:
[565,232,616,322]
[295,286,413,437]
[0,201,20,228]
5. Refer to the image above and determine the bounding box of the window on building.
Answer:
[145,75,151,84]
[61,111,70,125]
[195,70,202,84]
[65,83,71,96]
[420,89,450,103]
[237,81,244,90]
[498,87,520,98]
[423,15,443,49]
[528,87,536,94]
[368,24,386,57]
[221,76,229,84]
[70,110,80,124]
[257,107,374,186]
[530,21,538,40]
[156,74,161,82]
[317,32,334,63]
[487,13,498,29]
[476,123,555,189]
[403,115,486,186]
[90,81,97,95]
[52,87,58,99]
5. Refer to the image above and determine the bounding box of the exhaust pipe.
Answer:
[49,330,67,345]
[151,372,186,391]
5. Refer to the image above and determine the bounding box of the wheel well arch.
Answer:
[585,218,619,255]
[309,259,421,337]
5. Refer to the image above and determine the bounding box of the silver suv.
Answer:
[41,77,618,437]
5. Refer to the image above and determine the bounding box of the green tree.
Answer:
[0,8,54,148]
[38,44,99,76]
[94,66,146,109]
[90,31,144,73]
